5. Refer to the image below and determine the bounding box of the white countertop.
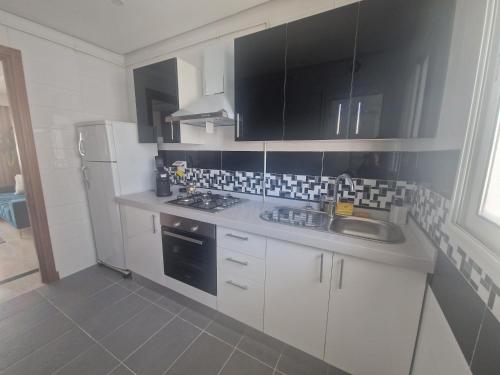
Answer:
[116,188,437,274]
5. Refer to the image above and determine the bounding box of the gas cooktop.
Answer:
[166,192,246,212]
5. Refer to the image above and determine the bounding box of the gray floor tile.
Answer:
[81,294,149,340]
[166,333,232,375]
[125,317,200,375]
[0,291,44,321]
[0,300,58,342]
[206,313,246,345]
[101,304,173,359]
[327,364,350,375]
[156,295,185,314]
[109,365,135,375]
[220,350,274,375]
[0,312,73,370]
[135,286,164,302]
[54,344,119,375]
[237,328,284,368]
[277,345,329,375]
[38,269,116,308]
[118,278,143,292]
[60,284,131,323]
[2,327,93,375]
[179,301,217,329]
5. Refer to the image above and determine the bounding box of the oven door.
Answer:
[162,226,217,296]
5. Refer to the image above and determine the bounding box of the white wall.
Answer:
[0,12,130,277]
[412,289,472,375]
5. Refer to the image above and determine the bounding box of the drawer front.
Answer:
[217,272,264,330]
[217,227,266,259]
[219,248,265,283]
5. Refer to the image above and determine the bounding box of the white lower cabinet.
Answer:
[264,238,333,359]
[325,254,427,375]
[216,228,267,330]
[120,205,163,284]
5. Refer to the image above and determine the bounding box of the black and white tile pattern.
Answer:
[410,185,500,324]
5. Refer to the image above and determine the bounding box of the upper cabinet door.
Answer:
[284,5,358,140]
[234,25,287,141]
[350,0,456,139]
[133,58,180,143]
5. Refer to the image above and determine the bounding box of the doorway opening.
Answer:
[0,45,58,302]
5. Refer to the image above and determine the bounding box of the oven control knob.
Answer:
[173,222,181,227]
[190,225,199,232]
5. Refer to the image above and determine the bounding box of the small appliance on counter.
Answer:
[155,156,172,197]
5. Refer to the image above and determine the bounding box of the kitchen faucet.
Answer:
[322,173,355,217]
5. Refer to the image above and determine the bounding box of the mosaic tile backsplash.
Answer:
[169,167,414,210]
[410,185,500,323]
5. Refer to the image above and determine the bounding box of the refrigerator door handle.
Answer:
[78,132,86,157]
[81,166,90,190]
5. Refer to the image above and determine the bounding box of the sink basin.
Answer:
[329,216,405,244]
[260,207,405,244]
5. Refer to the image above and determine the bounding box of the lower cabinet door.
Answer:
[325,254,426,375]
[121,205,163,284]
[264,239,333,359]
[217,272,264,330]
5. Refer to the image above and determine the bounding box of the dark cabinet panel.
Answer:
[350,0,456,139]
[234,25,287,141]
[284,5,358,140]
[133,58,179,143]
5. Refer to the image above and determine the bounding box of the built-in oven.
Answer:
[161,214,217,296]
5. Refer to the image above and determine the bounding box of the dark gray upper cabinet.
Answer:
[284,5,358,140]
[234,0,456,141]
[234,25,287,141]
[350,0,456,139]
[133,58,179,143]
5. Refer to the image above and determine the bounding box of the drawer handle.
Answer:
[226,233,249,241]
[226,257,248,266]
[226,280,248,290]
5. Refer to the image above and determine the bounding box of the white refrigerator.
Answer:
[76,121,156,275]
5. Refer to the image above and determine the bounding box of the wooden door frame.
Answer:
[0,45,59,283]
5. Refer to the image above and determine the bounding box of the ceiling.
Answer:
[0,0,270,54]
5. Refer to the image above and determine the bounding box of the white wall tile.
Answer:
[4,25,129,277]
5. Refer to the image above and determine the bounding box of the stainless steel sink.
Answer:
[329,216,405,243]
[260,207,405,244]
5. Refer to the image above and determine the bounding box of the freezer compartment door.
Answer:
[82,161,126,270]
[77,124,117,162]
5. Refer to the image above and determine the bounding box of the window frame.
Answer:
[448,0,500,269]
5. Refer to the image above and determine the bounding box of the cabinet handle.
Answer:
[236,113,240,138]
[225,233,248,241]
[338,258,344,290]
[152,215,156,234]
[170,122,174,141]
[78,132,86,157]
[225,257,248,266]
[355,101,362,135]
[226,280,248,290]
[336,103,342,135]
[319,253,324,283]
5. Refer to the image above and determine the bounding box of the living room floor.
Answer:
[0,265,346,375]
[0,220,41,303]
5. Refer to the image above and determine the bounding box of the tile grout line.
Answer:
[134,291,285,373]
[118,306,186,366]
[273,350,284,375]
[36,289,140,375]
[0,324,76,373]
[216,335,245,375]
[51,300,154,375]
[160,329,205,375]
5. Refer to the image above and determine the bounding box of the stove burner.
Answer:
[167,192,245,212]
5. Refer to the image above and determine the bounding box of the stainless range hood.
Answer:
[165,44,235,127]
[164,92,234,126]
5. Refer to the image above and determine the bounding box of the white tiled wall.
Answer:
[0,23,129,277]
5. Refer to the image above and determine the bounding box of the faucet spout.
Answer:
[326,173,355,218]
